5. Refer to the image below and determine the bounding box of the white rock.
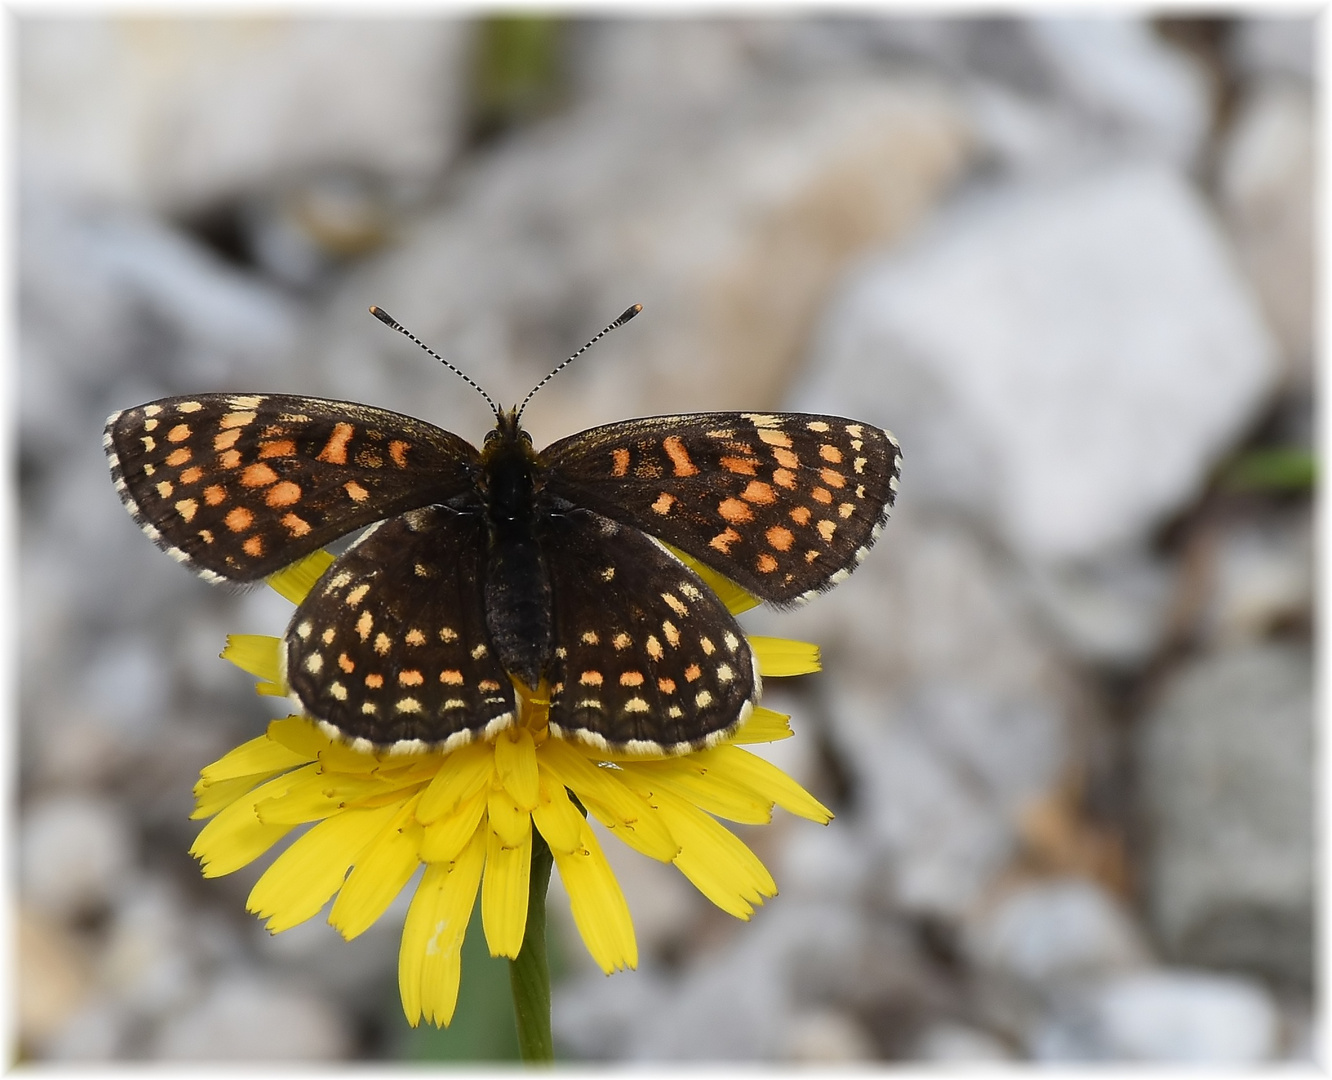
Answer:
[799,164,1280,565]
[1024,17,1212,167]
[1031,969,1279,1062]
[21,792,136,919]
[1197,509,1313,646]
[19,18,470,212]
[965,877,1150,984]
[1217,80,1314,378]
[914,1020,1016,1061]
[149,974,353,1060]
[782,1008,878,1062]
[1137,643,1313,986]
[41,1000,133,1060]
[100,877,201,1018]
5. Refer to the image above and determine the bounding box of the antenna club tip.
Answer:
[369,305,397,326]
[619,303,643,324]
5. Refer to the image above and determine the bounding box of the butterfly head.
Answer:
[482,406,535,462]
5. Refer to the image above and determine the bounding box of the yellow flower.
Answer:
[191,549,830,1028]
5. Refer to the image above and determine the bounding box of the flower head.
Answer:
[192,549,830,1028]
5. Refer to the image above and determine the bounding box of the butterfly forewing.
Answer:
[105,394,479,582]
[539,510,758,754]
[541,412,901,604]
[284,507,516,749]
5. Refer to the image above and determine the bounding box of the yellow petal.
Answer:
[554,818,637,973]
[653,786,776,918]
[419,785,488,864]
[730,706,793,744]
[417,742,494,823]
[494,727,539,811]
[254,769,422,825]
[222,634,285,687]
[247,799,404,932]
[189,772,304,877]
[401,831,486,1027]
[481,821,531,958]
[695,745,833,824]
[618,758,772,826]
[266,716,335,759]
[192,775,267,820]
[749,636,821,677]
[531,767,584,855]
[487,783,530,849]
[267,549,335,604]
[329,795,424,940]
[198,730,313,784]
[540,739,678,861]
[662,543,759,614]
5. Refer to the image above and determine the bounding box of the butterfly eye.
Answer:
[520,431,533,446]
[483,430,500,445]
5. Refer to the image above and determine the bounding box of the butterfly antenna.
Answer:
[515,304,642,424]
[369,306,501,418]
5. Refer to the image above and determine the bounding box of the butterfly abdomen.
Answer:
[480,427,553,690]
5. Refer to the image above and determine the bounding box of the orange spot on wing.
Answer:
[820,468,846,489]
[440,670,464,685]
[224,507,253,532]
[756,553,779,573]
[364,673,384,689]
[652,492,676,515]
[339,654,355,672]
[720,456,759,475]
[790,506,811,525]
[344,481,370,502]
[242,535,264,558]
[281,512,311,537]
[214,429,242,451]
[167,424,191,443]
[179,467,203,485]
[220,411,257,429]
[773,447,800,469]
[267,481,301,507]
[812,487,833,504]
[316,422,355,465]
[820,444,843,463]
[580,671,603,686]
[662,436,699,477]
[619,671,644,687]
[390,440,410,467]
[718,498,752,524]
[611,448,630,477]
[241,463,278,487]
[741,480,776,505]
[166,448,191,467]
[399,670,424,686]
[658,678,676,694]
[685,664,702,682]
[773,468,797,489]
[259,439,296,458]
[766,525,795,551]
[218,450,241,469]
[204,485,226,506]
[758,429,793,448]
[710,527,742,553]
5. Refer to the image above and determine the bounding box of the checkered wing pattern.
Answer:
[539,510,758,753]
[284,507,515,750]
[105,394,479,583]
[541,412,901,604]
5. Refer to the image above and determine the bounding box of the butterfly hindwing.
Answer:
[105,394,480,582]
[541,412,900,605]
[284,507,516,750]
[539,509,758,754]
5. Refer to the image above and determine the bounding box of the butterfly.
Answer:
[104,305,900,756]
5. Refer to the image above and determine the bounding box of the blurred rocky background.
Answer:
[17,12,1316,1064]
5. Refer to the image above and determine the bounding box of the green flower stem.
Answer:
[509,830,554,1063]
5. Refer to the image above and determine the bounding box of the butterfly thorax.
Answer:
[477,409,552,690]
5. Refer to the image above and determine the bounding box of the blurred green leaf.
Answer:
[1221,447,1317,493]
[471,16,565,136]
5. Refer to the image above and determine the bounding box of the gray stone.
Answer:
[149,974,353,1060]
[1137,643,1313,986]
[1217,80,1314,381]
[19,18,470,212]
[1230,17,1315,82]
[305,77,971,441]
[964,877,1151,985]
[1030,969,1279,1062]
[747,507,1076,920]
[781,1008,878,1061]
[797,164,1280,566]
[1196,509,1313,647]
[99,877,202,1019]
[21,792,136,920]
